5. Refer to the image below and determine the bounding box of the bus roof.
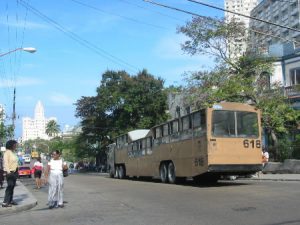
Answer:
[128,129,151,141]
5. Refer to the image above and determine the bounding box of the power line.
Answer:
[119,0,183,22]
[143,0,300,45]
[143,0,209,19]
[18,0,139,73]
[69,0,167,30]
[187,0,300,33]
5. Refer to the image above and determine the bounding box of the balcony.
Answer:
[285,85,300,99]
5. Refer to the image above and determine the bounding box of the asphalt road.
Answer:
[1,174,300,225]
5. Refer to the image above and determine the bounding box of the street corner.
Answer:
[0,181,37,216]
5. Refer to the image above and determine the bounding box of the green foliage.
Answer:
[46,120,60,137]
[23,137,78,162]
[288,134,300,160]
[0,121,14,145]
[179,16,300,161]
[75,69,168,162]
[178,17,246,66]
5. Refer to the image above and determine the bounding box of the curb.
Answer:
[239,178,300,182]
[0,201,37,216]
[0,181,38,216]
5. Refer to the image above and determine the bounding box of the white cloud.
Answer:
[0,76,43,87]
[49,93,75,106]
[0,19,49,30]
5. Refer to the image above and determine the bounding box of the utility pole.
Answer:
[12,87,16,137]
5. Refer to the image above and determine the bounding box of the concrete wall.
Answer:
[263,159,300,174]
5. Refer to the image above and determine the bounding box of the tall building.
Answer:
[249,0,300,53]
[224,0,259,57]
[22,101,57,141]
[0,104,4,123]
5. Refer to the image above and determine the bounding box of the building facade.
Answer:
[280,51,300,109]
[224,0,259,57]
[249,0,300,53]
[0,104,4,123]
[22,101,57,141]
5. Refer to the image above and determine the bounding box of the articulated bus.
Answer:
[107,102,262,183]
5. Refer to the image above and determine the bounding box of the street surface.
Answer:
[1,174,300,225]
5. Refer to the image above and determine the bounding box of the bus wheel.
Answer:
[115,166,120,179]
[167,162,176,184]
[160,163,168,183]
[118,165,125,179]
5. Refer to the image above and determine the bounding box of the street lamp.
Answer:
[0,47,37,138]
[0,47,37,57]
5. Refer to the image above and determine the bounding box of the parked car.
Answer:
[18,166,32,178]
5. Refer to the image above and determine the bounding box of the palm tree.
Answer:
[46,120,60,137]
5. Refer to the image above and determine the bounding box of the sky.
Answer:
[0,0,224,138]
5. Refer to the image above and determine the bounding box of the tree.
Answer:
[0,110,14,145]
[46,120,60,137]
[75,69,168,164]
[178,17,300,160]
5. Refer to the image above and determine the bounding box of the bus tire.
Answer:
[115,166,120,179]
[160,163,168,183]
[118,165,125,179]
[167,162,176,184]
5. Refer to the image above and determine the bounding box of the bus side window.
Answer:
[182,115,191,131]
[193,112,201,128]
[201,110,206,130]
[156,127,161,138]
[142,139,146,155]
[170,120,179,134]
[163,124,169,136]
[193,110,206,132]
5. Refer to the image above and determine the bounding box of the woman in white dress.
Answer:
[46,150,67,209]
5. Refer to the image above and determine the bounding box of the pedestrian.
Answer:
[45,150,68,209]
[2,140,19,207]
[0,152,4,189]
[33,157,43,189]
[262,149,269,168]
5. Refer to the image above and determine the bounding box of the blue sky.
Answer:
[0,0,224,138]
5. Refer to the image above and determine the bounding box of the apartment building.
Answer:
[224,0,259,57]
[22,101,57,141]
[249,0,300,53]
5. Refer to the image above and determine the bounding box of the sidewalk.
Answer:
[0,180,37,216]
[239,173,300,182]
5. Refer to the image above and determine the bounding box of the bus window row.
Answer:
[128,137,153,157]
[154,109,206,139]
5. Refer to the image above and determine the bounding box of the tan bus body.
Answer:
[108,102,262,183]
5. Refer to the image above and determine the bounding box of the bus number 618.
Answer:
[243,140,261,148]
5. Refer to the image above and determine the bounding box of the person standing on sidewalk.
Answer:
[0,152,4,189]
[45,150,68,209]
[2,140,19,207]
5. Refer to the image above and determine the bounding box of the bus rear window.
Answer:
[236,112,259,137]
[212,111,258,138]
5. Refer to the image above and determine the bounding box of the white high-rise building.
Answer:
[224,0,259,57]
[0,104,4,123]
[22,101,57,141]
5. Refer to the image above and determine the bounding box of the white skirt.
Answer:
[48,171,64,205]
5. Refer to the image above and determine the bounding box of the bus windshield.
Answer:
[212,110,259,138]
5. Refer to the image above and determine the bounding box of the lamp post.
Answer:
[0,47,37,57]
[0,47,37,138]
